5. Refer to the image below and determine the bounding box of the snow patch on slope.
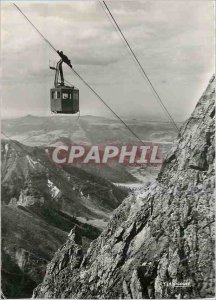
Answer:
[26,155,37,168]
[5,143,9,154]
[76,216,107,229]
[48,179,61,198]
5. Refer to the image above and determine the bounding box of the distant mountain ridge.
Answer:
[2,114,177,146]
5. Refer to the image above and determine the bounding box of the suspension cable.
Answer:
[13,3,150,144]
[101,1,179,132]
[13,3,178,145]
[13,3,57,52]
[71,69,145,144]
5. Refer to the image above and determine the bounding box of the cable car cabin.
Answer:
[50,86,79,114]
[49,54,79,114]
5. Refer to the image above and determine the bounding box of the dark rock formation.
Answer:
[33,76,215,299]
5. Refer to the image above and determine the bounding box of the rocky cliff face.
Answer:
[33,76,215,299]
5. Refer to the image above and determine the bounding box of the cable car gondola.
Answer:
[50,51,79,114]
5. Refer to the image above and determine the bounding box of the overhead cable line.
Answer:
[13,3,57,52]
[101,1,179,132]
[71,69,146,144]
[13,3,149,145]
[98,1,140,73]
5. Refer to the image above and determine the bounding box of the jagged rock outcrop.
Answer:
[33,76,215,299]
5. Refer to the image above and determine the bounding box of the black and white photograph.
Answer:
[1,0,215,299]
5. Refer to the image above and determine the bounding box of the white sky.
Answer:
[1,0,215,121]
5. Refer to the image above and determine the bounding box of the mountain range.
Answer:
[1,93,185,298]
[1,138,127,298]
